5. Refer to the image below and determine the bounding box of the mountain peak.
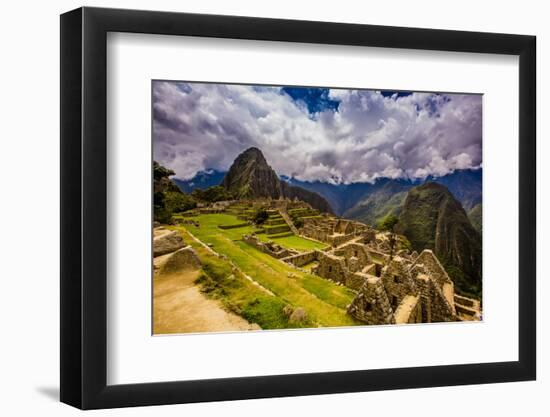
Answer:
[415,181,452,194]
[221,148,333,213]
[235,147,268,164]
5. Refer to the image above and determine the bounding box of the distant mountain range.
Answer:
[175,164,482,226]
[173,170,226,194]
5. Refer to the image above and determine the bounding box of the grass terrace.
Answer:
[172,213,356,329]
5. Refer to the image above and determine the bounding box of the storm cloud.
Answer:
[153,81,482,184]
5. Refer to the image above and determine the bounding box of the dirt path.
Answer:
[153,268,257,334]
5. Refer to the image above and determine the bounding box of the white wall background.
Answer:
[0,0,545,415]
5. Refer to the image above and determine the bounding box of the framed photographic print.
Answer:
[60,6,536,409]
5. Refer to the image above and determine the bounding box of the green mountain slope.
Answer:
[468,203,482,233]
[342,181,409,227]
[396,182,482,297]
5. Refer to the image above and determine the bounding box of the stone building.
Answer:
[242,234,297,259]
[300,216,371,247]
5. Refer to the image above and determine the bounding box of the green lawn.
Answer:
[266,234,327,252]
[175,213,358,328]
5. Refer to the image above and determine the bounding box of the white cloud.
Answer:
[153,81,482,183]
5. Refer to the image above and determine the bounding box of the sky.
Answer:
[153,81,482,184]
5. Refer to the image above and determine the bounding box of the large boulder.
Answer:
[160,247,201,274]
[153,231,185,257]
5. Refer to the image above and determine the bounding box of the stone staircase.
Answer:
[279,208,299,235]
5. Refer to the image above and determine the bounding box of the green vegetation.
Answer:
[265,234,327,252]
[173,213,357,328]
[441,258,481,299]
[293,217,304,228]
[172,227,299,329]
[288,208,319,218]
[396,182,482,297]
[300,274,356,309]
[378,213,399,231]
[252,208,269,225]
[343,183,408,227]
[154,161,195,223]
[191,185,234,203]
[264,224,291,235]
[468,203,482,234]
[164,191,196,214]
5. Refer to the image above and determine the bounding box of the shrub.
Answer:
[253,209,269,225]
[154,207,173,224]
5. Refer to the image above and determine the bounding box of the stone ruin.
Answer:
[300,217,371,247]
[184,198,481,324]
[283,236,479,324]
[281,217,481,324]
[242,234,298,259]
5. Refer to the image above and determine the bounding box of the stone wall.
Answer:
[315,252,348,284]
[366,249,389,265]
[347,277,394,325]
[242,234,295,259]
[393,294,421,324]
[427,281,456,322]
[327,233,357,247]
[334,243,370,269]
[414,250,452,289]
[281,250,319,267]
[413,272,456,323]
[345,272,373,291]
[381,257,419,311]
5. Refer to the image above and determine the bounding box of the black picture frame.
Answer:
[60,6,536,410]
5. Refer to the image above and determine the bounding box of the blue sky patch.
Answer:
[282,87,340,114]
[380,90,413,99]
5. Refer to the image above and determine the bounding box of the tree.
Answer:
[153,160,195,223]
[253,209,269,225]
[191,186,233,203]
[293,217,304,228]
[378,214,399,232]
[164,191,196,213]
[153,161,175,181]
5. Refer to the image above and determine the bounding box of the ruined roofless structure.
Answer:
[282,223,481,324]
[205,198,481,324]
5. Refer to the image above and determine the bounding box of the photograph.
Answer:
[152,81,483,335]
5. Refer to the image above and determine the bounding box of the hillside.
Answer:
[468,203,482,233]
[342,180,410,227]
[396,182,482,297]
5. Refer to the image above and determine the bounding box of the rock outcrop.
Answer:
[160,246,201,274]
[153,230,185,257]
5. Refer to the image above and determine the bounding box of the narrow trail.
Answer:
[153,268,257,334]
